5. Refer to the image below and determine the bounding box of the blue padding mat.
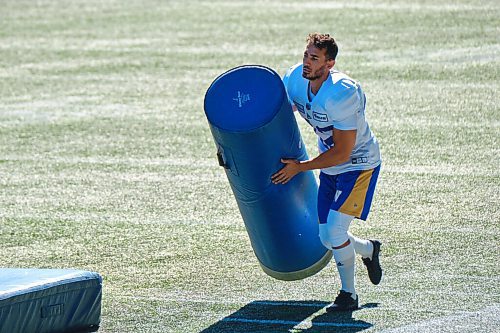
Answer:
[0,268,102,333]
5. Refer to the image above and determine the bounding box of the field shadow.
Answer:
[200,300,376,333]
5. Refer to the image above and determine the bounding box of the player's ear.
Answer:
[327,59,335,70]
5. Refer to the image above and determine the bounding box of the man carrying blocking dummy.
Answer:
[272,33,383,311]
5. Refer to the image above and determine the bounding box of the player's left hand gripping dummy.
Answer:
[204,65,332,280]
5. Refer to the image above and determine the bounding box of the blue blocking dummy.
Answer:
[204,65,332,280]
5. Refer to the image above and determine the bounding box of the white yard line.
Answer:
[0,155,216,168]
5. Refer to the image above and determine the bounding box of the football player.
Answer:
[272,33,383,311]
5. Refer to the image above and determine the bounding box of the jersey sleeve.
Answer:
[326,80,362,130]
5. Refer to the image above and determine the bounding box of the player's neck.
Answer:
[309,73,328,95]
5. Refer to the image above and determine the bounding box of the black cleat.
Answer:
[362,240,383,285]
[326,290,359,312]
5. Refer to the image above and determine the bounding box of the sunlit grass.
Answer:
[0,0,499,332]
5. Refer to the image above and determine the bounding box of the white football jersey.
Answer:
[283,63,381,175]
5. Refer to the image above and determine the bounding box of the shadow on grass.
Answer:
[200,300,376,333]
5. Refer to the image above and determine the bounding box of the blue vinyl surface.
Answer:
[205,65,285,132]
[0,268,102,333]
[204,65,331,280]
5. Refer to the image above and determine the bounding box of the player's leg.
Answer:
[318,165,383,311]
[320,211,355,295]
[319,210,359,311]
[348,232,382,285]
[333,165,383,285]
[317,172,358,311]
[348,232,373,258]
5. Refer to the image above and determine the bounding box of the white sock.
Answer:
[332,242,356,298]
[348,232,374,259]
[321,210,358,299]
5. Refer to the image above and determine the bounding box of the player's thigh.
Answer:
[317,172,337,225]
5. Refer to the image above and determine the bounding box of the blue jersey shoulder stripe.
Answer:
[315,125,334,133]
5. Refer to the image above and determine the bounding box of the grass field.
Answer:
[1,0,499,332]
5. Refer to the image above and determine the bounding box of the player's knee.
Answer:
[319,222,348,249]
[329,226,349,248]
[326,210,353,248]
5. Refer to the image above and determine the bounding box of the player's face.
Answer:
[302,44,333,81]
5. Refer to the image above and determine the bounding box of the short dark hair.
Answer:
[306,33,338,60]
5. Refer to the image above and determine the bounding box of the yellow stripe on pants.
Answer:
[338,169,374,218]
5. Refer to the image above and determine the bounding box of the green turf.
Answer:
[1,0,499,332]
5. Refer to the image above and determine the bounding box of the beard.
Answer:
[302,64,327,81]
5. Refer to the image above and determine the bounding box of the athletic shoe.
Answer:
[362,240,382,285]
[326,290,359,312]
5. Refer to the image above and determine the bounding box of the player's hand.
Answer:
[271,159,302,184]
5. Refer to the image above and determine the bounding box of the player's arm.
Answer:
[271,128,356,184]
[298,128,356,170]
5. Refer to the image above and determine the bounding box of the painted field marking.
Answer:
[251,300,328,308]
[222,317,371,329]
[116,295,371,329]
